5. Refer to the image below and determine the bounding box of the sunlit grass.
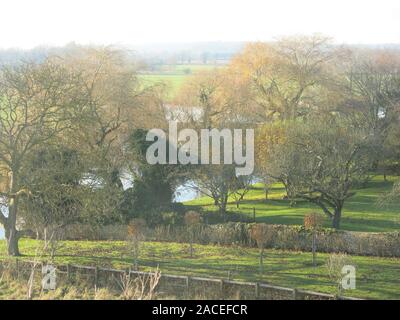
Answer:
[0,239,398,299]
[185,176,400,232]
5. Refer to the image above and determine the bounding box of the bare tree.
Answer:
[249,223,273,275]
[184,211,201,258]
[0,60,85,256]
[304,212,324,266]
[190,165,239,215]
[269,117,376,229]
[231,175,253,208]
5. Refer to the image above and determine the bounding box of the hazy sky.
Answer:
[0,0,399,49]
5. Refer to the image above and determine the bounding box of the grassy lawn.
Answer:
[185,176,400,232]
[0,239,399,299]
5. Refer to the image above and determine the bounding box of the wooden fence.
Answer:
[0,259,362,300]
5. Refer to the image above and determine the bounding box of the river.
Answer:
[0,202,6,240]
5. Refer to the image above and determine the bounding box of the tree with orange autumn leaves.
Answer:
[176,35,400,229]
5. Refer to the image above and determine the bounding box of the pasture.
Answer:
[0,239,399,299]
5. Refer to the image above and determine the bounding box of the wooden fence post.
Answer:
[292,288,298,300]
[126,268,130,283]
[255,282,260,299]
[186,276,190,298]
[253,207,256,222]
[94,266,99,287]
[220,279,225,299]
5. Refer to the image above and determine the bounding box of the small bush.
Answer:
[326,253,354,295]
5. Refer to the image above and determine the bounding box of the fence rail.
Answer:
[0,259,363,300]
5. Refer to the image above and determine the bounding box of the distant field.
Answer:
[185,176,400,232]
[149,63,223,75]
[139,64,224,100]
[1,239,399,299]
[139,74,187,99]
[173,64,222,73]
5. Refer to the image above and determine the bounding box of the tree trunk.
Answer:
[5,226,20,256]
[282,179,295,206]
[5,170,21,256]
[332,207,342,229]
[281,180,290,198]
[219,196,227,215]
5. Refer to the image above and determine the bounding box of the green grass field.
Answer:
[185,176,400,232]
[139,74,187,99]
[0,239,398,299]
[139,64,224,100]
